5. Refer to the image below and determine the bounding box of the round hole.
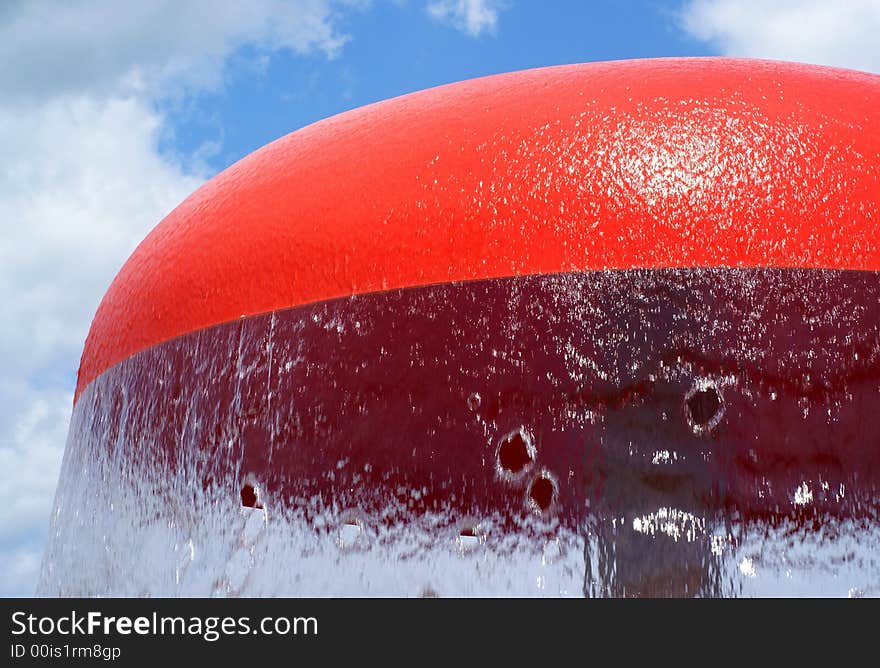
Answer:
[684,381,724,434]
[454,519,484,553]
[528,474,556,512]
[337,509,368,550]
[497,429,535,476]
[338,522,362,548]
[457,531,481,552]
[240,483,263,509]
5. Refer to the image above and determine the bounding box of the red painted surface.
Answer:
[76,58,880,400]
[78,269,880,525]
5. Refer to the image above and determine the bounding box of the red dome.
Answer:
[77,58,880,400]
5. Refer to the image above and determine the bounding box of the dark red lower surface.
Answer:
[46,269,880,596]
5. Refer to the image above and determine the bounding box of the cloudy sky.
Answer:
[1,0,879,597]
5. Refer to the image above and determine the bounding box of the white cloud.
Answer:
[0,97,204,379]
[0,545,44,598]
[426,0,506,36]
[0,383,71,537]
[0,0,351,104]
[0,0,354,597]
[0,99,203,598]
[0,377,72,596]
[680,0,880,73]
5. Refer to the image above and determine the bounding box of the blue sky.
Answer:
[1,0,879,597]
[163,1,715,173]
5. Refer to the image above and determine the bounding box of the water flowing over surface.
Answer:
[40,269,880,596]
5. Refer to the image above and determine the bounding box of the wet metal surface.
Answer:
[41,269,880,596]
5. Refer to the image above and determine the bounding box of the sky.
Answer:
[1,0,879,597]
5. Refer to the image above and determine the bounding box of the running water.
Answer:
[39,269,880,596]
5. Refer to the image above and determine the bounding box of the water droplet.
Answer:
[739,557,756,578]
[794,482,813,506]
[542,538,562,564]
